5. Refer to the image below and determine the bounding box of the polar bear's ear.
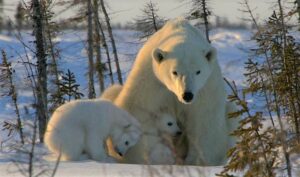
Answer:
[206,47,217,62]
[152,48,166,63]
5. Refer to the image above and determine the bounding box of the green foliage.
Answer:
[217,81,277,177]
[218,2,299,177]
[0,50,24,144]
[58,69,84,102]
[186,0,211,42]
[15,2,26,30]
[50,69,83,112]
[134,1,165,40]
[188,0,211,22]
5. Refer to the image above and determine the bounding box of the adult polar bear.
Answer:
[112,18,236,165]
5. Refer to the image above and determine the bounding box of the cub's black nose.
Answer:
[182,92,193,102]
[118,151,123,156]
[176,131,182,136]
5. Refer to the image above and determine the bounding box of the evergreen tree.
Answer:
[187,0,211,43]
[0,50,24,144]
[134,1,165,40]
[15,2,26,31]
[218,0,299,176]
[217,80,277,177]
[58,69,84,101]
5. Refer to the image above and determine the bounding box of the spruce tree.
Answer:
[218,1,299,176]
[58,69,84,101]
[0,50,24,144]
[15,2,25,31]
[187,0,211,43]
[134,1,165,40]
[217,80,277,177]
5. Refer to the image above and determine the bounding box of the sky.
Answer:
[2,0,290,25]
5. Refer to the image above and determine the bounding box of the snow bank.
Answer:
[0,35,13,42]
[0,161,223,177]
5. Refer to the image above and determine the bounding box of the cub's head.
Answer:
[111,123,142,157]
[157,113,182,136]
[152,40,216,104]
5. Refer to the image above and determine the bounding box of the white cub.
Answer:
[44,99,142,162]
[130,113,182,165]
[101,84,122,101]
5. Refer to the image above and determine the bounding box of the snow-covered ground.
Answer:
[0,161,225,177]
[0,28,254,177]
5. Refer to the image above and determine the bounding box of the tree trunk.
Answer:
[87,0,96,98]
[99,0,123,85]
[296,0,300,23]
[93,0,105,93]
[201,0,210,43]
[277,1,293,176]
[150,2,158,31]
[97,17,114,85]
[32,0,48,143]
[45,15,61,101]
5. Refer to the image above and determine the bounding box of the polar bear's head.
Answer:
[151,20,216,104]
[111,123,142,157]
[157,113,182,136]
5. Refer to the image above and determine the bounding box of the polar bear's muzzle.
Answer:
[115,147,123,156]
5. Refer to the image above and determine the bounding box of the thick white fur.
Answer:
[140,135,175,165]
[113,18,236,165]
[44,99,142,162]
[101,84,123,101]
[126,112,181,164]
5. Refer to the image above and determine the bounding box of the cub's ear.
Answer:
[129,129,142,140]
[152,48,166,63]
[205,47,217,62]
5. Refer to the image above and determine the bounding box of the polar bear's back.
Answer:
[101,84,123,102]
[44,100,111,157]
[143,18,209,52]
[47,99,114,130]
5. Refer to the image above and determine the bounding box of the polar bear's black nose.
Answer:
[176,131,182,136]
[182,92,193,102]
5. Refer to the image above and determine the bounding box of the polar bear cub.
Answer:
[101,84,122,102]
[142,113,182,164]
[44,99,142,162]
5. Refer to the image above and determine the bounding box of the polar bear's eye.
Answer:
[157,53,164,61]
[168,122,173,126]
[196,70,201,75]
[172,71,178,76]
[125,141,129,146]
[206,51,212,61]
